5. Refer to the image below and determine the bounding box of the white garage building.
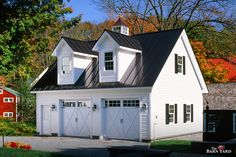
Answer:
[31,18,208,141]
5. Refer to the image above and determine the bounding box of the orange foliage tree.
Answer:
[191,41,228,83]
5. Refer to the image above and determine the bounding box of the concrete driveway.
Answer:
[0,136,149,157]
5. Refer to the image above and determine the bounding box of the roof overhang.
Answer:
[51,38,70,56]
[92,31,142,53]
[180,30,208,93]
[74,52,98,58]
[118,46,142,53]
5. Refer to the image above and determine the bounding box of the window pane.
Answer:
[123,100,139,107]
[169,114,174,122]
[62,57,70,65]
[105,52,113,61]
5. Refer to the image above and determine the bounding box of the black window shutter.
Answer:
[174,104,177,124]
[175,54,178,73]
[166,104,169,124]
[191,104,194,122]
[183,104,187,123]
[183,56,186,75]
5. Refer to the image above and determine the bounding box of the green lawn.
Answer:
[0,148,73,157]
[150,140,191,152]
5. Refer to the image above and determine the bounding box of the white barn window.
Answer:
[3,112,13,117]
[3,97,14,103]
[104,52,114,70]
[0,89,3,94]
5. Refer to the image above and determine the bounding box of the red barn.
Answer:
[0,87,20,121]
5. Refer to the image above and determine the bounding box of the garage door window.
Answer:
[63,102,76,107]
[105,100,120,107]
[123,100,139,107]
[78,101,87,107]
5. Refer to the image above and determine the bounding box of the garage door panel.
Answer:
[63,100,91,137]
[106,107,123,138]
[105,99,140,140]
[123,108,139,139]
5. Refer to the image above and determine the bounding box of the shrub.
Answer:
[0,119,36,136]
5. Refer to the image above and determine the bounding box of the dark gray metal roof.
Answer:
[32,28,183,91]
[106,30,142,51]
[62,37,98,56]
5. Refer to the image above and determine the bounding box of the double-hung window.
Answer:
[61,56,70,74]
[3,112,13,117]
[183,104,193,122]
[166,104,177,124]
[104,52,114,70]
[3,97,14,103]
[175,54,186,75]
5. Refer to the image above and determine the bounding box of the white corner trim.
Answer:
[74,52,98,58]
[118,46,142,53]
[180,30,208,93]
[30,67,49,87]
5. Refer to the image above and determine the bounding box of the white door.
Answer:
[105,99,140,140]
[63,100,91,137]
[41,105,51,135]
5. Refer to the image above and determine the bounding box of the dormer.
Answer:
[112,17,129,35]
[93,28,142,83]
[52,37,97,85]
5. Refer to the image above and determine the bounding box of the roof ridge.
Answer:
[61,36,96,43]
[132,28,184,37]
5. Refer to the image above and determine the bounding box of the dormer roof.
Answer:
[61,37,98,56]
[113,17,128,27]
[32,28,187,91]
[93,30,142,52]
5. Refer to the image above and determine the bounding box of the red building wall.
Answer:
[0,88,17,119]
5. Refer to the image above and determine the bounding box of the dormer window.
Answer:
[62,56,71,74]
[104,52,114,70]
[113,26,121,33]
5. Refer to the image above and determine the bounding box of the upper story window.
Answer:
[113,26,121,33]
[166,104,177,124]
[175,54,186,75]
[104,52,114,70]
[3,97,14,103]
[0,89,3,94]
[61,56,71,74]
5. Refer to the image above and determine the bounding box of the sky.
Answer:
[64,0,108,23]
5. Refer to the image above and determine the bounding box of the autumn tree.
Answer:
[191,41,228,83]
[0,0,81,85]
[94,0,235,32]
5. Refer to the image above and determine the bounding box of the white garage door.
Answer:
[104,99,140,140]
[62,100,91,137]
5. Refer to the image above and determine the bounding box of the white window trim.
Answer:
[3,112,13,117]
[0,89,3,94]
[3,97,14,103]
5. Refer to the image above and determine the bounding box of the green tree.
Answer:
[0,0,81,84]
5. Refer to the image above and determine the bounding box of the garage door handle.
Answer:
[75,118,78,122]
[120,119,123,123]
